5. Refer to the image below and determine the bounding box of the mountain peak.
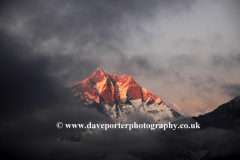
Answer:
[92,68,105,76]
[72,69,184,122]
[95,68,103,72]
[122,74,130,77]
[73,70,165,105]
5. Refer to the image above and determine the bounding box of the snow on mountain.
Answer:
[72,68,185,123]
[168,103,190,117]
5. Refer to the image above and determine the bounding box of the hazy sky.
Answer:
[1,0,240,114]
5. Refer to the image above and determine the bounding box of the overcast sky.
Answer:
[1,0,240,114]
[1,1,240,159]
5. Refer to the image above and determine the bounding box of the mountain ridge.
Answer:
[192,95,240,130]
[72,68,185,123]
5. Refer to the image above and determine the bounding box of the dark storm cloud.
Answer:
[190,38,204,46]
[0,0,197,86]
[113,55,155,76]
[172,38,205,47]
[210,52,240,69]
[1,0,165,45]
[0,30,98,116]
[189,75,217,92]
[169,54,196,70]
[0,27,111,146]
[0,31,60,119]
[0,29,110,159]
[209,31,223,45]
[221,83,240,98]
[208,52,240,98]
[0,28,110,121]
